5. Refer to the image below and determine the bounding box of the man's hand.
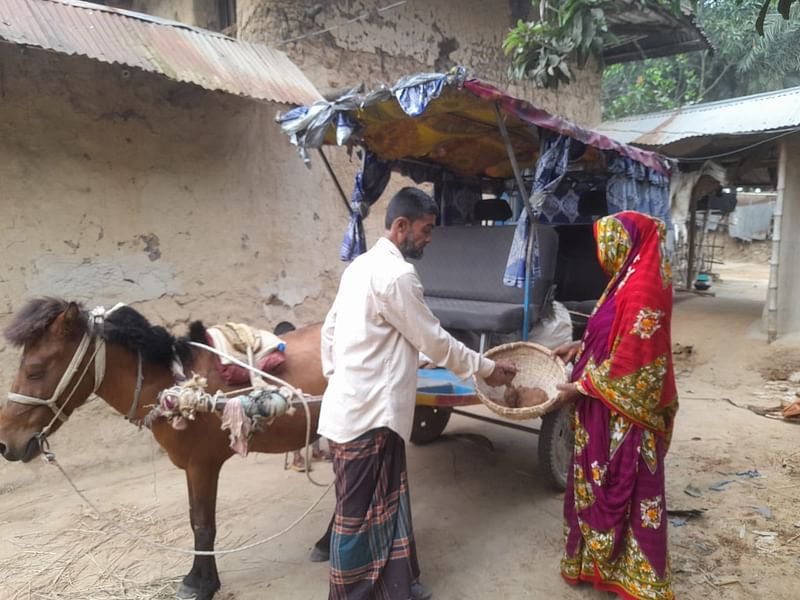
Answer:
[484,360,517,387]
[553,341,581,364]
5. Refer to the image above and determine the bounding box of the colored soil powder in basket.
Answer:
[500,385,549,408]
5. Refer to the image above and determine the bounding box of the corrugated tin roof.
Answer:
[0,0,322,105]
[604,2,711,64]
[597,86,800,147]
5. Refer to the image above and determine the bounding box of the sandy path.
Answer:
[1,259,798,599]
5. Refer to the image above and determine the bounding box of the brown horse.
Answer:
[0,298,330,600]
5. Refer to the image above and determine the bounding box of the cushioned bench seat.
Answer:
[411,224,558,334]
[424,297,525,332]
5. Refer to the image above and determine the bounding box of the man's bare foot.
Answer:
[290,452,311,472]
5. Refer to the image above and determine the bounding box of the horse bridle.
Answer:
[6,304,143,437]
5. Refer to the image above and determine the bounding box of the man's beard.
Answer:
[400,234,424,259]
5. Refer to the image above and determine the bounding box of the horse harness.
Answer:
[6,304,144,439]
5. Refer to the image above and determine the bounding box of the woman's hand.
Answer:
[553,341,581,364]
[554,382,582,409]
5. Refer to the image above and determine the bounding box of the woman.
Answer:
[554,211,678,600]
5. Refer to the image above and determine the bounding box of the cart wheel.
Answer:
[410,406,452,445]
[538,405,574,492]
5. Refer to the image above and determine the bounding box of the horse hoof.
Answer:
[176,583,199,599]
[176,581,220,600]
[309,546,329,562]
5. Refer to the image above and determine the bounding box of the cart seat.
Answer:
[412,224,558,334]
[424,297,524,332]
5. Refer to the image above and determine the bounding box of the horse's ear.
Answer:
[54,302,82,336]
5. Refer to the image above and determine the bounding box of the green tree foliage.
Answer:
[504,1,693,89]
[603,0,800,119]
[504,0,611,89]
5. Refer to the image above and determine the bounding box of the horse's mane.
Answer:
[4,297,192,369]
[4,297,70,348]
[103,305,191,369]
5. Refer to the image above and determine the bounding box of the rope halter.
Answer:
[6,303,125,429]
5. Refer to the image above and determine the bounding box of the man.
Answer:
[319,187,517,600]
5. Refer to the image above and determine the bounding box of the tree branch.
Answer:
[699,63,732,101]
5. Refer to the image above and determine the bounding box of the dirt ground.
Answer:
[1,255,799,600]
[715,236,772,265]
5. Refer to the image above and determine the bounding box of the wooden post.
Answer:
[686,195,697,287]
[696,206,711,275]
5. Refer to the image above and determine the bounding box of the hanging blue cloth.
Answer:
[539,189,580,223]
[504,134,572,288]
[606,155,672,243]
[504,215,536,288]
[340,152,391,262]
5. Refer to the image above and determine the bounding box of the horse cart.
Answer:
[280,67,673,492]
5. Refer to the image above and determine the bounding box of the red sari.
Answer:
[561,211,678,600]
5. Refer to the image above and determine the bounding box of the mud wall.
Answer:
[0,43,347,384]
[122,0,603,125]
[236,0,602,126]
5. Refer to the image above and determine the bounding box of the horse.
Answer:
[0,298,333,600]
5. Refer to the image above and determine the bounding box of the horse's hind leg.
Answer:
[177,462,223,600]
[310,512,334,562]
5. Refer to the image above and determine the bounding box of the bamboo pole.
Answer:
[494,103,537,340]
[494,103,534,222]
[766,141,787,342]
[317,148,353,215]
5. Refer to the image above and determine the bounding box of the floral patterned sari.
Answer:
[561,211,678,600]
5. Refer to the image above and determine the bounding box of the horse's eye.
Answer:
[26,370,44,381]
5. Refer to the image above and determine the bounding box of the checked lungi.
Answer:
[328,427,420,600]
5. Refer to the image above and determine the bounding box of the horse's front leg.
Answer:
[177,461,223,600]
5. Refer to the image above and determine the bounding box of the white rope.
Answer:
[7,303,124,424]
[34,324,336,556]
[188,341,301,395]
[44,449,332,556]
[42,340,106,434]
[187,341,330,488]
[9,337,106,432]
[8,333,94,421]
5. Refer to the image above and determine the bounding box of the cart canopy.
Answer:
[278,68,670,177]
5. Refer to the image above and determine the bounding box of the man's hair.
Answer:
[384,187,438,229]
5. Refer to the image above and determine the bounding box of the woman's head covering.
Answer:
[573,211,678,439]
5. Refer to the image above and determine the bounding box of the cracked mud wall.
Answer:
[237,0,602,126]
[123,1,601,125]
[0,44,345,384]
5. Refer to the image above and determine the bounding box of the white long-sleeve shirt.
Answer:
[318,237,495,443]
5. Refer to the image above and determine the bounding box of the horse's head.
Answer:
[1,298,188,462]
[0,299,98,462]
